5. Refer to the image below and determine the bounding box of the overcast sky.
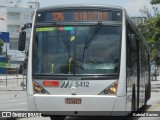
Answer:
[35,0,159,16]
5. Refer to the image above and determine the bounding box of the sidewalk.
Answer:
[151,69,160,92]
[151,78,160,92]
[0,74,26,91]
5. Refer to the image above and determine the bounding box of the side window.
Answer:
[127,23,138,76]
[127,32,137,68]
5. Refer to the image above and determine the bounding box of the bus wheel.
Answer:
[50,116,66,120]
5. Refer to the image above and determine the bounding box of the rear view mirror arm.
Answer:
[21,23,32,31]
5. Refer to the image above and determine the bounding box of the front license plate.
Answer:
[65,98,81,104]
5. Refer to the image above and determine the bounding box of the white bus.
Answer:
[18,5,151,120]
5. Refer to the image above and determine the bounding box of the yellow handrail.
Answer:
[51,64,54,73]
[68,58,72,73]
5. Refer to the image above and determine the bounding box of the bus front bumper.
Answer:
[29,95,126,116]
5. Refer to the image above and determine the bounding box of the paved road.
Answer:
[0,91,27,111]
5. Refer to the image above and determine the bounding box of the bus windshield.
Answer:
[33,24,121,75]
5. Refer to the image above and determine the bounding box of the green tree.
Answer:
[138,17,160,64]
[150,0,160,5]
[138,4,160,64]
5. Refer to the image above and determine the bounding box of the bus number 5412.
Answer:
[75,81,89,87]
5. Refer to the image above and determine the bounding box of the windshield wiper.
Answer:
[53,22,68,46]
[53,22,70,56]
[53,22,74,74]
[85,21,102,49]
[82,21,102,61]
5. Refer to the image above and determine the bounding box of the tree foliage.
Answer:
[138,3,160,63]
[139,19,154,45]
[138,16,160,62]
[0,38,4,46]
[150,0,160,5]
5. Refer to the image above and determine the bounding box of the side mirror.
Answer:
[18,31,26,51]
[21,23,32,31]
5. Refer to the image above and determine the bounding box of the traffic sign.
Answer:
[0,32,9,43]
[0,62,10,68]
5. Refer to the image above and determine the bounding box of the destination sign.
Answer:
[51,11,108,21]
[36,9,122,22]
[74,11,107,21]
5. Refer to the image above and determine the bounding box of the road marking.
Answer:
[18,103,27,105]
[147,101,160,111]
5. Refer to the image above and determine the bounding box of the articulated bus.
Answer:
[18,5,151,120]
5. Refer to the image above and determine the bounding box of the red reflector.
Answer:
[43,80,59,87]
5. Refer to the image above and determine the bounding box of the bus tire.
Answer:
[131,86,136,112]
[50,116,66,120]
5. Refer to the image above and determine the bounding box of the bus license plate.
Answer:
[65,98,81,104]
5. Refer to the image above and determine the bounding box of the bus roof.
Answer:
[37,4,124,11]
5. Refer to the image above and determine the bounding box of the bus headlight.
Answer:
[108,86,117,94]
[33,81,49,94]
[99,81,118,95]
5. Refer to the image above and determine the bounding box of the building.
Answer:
[0,0,39,73]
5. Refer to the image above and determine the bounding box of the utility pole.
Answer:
[6,38,8,86]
